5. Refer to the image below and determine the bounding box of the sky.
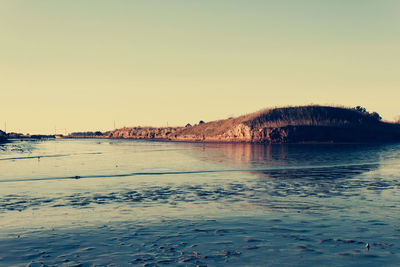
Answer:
[1,0,399,134]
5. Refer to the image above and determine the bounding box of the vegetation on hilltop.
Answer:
[245,105,383,129]
[178,115,248,137]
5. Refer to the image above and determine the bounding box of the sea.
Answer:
[0,139,399,266]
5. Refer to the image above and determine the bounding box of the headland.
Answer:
[107,106,400,143]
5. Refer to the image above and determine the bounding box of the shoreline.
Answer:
[56,135,400,145]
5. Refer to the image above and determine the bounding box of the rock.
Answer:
[0,130,7,143]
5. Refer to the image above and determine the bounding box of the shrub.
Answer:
[353,106,381,121]
[370,112,382,121]
[246,105,382,129]
[354,106,367,114]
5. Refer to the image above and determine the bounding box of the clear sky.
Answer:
[1,1,399,134]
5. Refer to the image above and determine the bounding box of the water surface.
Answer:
[0,139,399,266]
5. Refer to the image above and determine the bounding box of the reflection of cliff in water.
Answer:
[185,143,399,198]
[185,143,287,168]
[189,143,388,168]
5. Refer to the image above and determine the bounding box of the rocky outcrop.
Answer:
[0,130,7,143]
[109,125,400,144]
[108,106,400,143]
[224,124,252,140]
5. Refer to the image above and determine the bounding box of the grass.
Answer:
[244,105,383,129]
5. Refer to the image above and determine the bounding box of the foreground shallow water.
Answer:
[0,139,399,266]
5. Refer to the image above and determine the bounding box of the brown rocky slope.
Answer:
[108,106,400,143]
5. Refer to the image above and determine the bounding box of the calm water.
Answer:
[0,139,399,266]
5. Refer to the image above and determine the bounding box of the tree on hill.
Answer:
[353,106,381,121]
[370,112,382,121]
[354,106,367,113]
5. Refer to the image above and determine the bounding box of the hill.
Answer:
[108,106,400,143]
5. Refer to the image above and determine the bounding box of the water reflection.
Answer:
[181,142,400,201]
[190,142,393,168]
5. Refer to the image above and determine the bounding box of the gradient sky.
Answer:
[1,1,399,134]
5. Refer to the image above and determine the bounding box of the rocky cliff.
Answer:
[108,106,400,143]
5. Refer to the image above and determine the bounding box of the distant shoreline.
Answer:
[61,136,400,145]
[5,106,400,144]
